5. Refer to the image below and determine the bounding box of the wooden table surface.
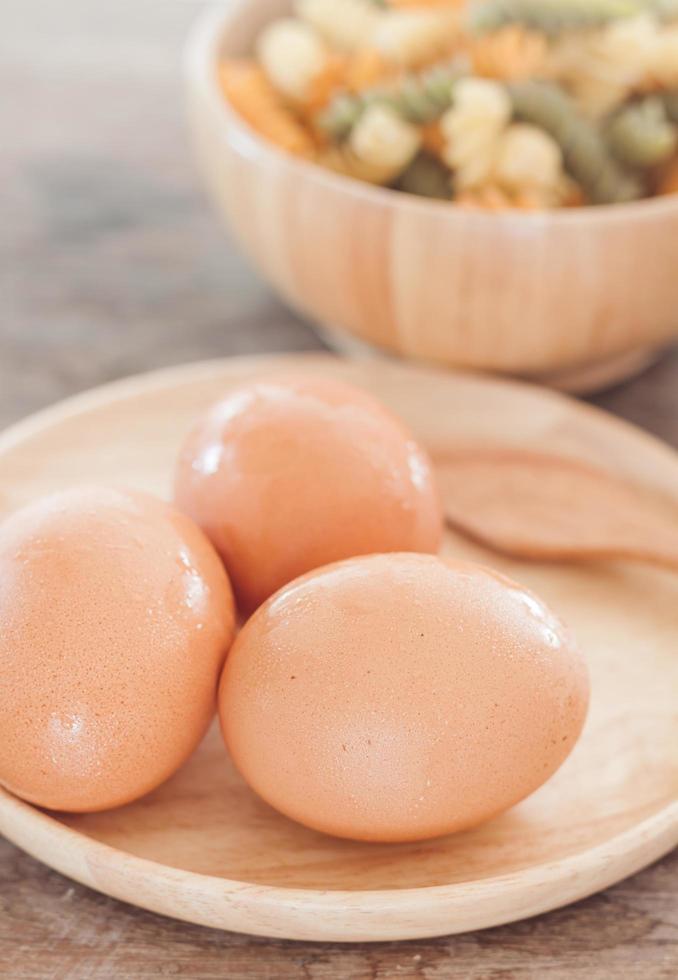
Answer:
[2,2,677,977]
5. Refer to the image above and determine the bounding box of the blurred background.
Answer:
[3,0,676,444]
[3,0,326,429]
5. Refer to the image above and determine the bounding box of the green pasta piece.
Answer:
[319,93,365,139]
[467,0,641,36]
[396,153,453,199]
[318,94,365,139]
[607,97,677,167]
[662,90,678,123]
[508,80,645,203]
[318,64,460,139]
[379,66,459,123]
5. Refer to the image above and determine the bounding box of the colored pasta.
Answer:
[663,89,678,121]
[658,155,678,193]
[493,123,567,201]
[296,0,383,52]
[257,19,330,102]
[318,62,461,137]
[218,0,678,208]
[646,25,678,88]
[218,61,315,157]
[470,26,548,80]
[508,80,645,202]
[396,153,454,197]
[547,14,657,117]
[372,9,461,67]
[466,0,641,36]
[606,96,677,166]
[349,103,422,175]
[440,78,511,188]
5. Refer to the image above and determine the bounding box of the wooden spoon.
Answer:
[434,448,678,572]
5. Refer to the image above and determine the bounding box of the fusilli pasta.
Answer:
[372,9,461,67]
[218,61,316,157]
[466,0,640,36]
[396,153,453,197]
[344,48,395,91]
[548,14,657,117]
[389,1,465,8]
[420,119,446,154]
[440,77,511,187]
[301,58,348,115]
[220,0,676,208]
[645,25,678,88]
[606,95,677,166]
[470,25,548,80]
[493,123,566,200]
[321,145,403,183]
[257,19,329,102]
[663,88,678,120]
[296,0,383,53]
[508,79,644,202]
[456,183,542,208]
[658,155,678,192]
[318,62,461,137]
[349,103,422,175]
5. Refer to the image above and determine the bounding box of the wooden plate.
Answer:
[0,355,676,942]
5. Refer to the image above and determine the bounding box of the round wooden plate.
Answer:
[0,355,676,942]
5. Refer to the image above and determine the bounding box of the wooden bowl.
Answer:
[0,355,676,942]
[184,1,678,387]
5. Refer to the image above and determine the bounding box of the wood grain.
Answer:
[436,448,678,570]
[0,355,676,942]
[1,0,676,975]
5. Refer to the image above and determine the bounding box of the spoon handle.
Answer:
[433,448,678,573]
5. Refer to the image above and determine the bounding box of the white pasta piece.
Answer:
[440,78,511,188]
[295,0,383,53]
[349,104,422,179]
[372,10,461,68]
[647,25,678,87]
[256,18,330,102]
[321,146,401,185]
[494,123,565,198]
[548,14,658,117]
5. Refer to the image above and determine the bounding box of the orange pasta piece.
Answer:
[456,185,513,210]
[304,51,394,135]
[456,185,551,211]
[512,189,550,210]
[561,181,586,207]
[345,48,395,92]
[471,27,547,82]
[219,60,315,157]
[388,1,464,8]
[421,120,446,157]
[658,157,678,194]
[302,56,347,115]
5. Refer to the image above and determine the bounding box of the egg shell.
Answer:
[0,486,236,813]
[219,553,589,843]
[174,375,443,614]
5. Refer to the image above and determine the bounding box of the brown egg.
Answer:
[220,553,589,842]
[174,375,443,613]
[0,486,236,813]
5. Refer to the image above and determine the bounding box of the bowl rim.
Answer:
[184,0,678,226]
